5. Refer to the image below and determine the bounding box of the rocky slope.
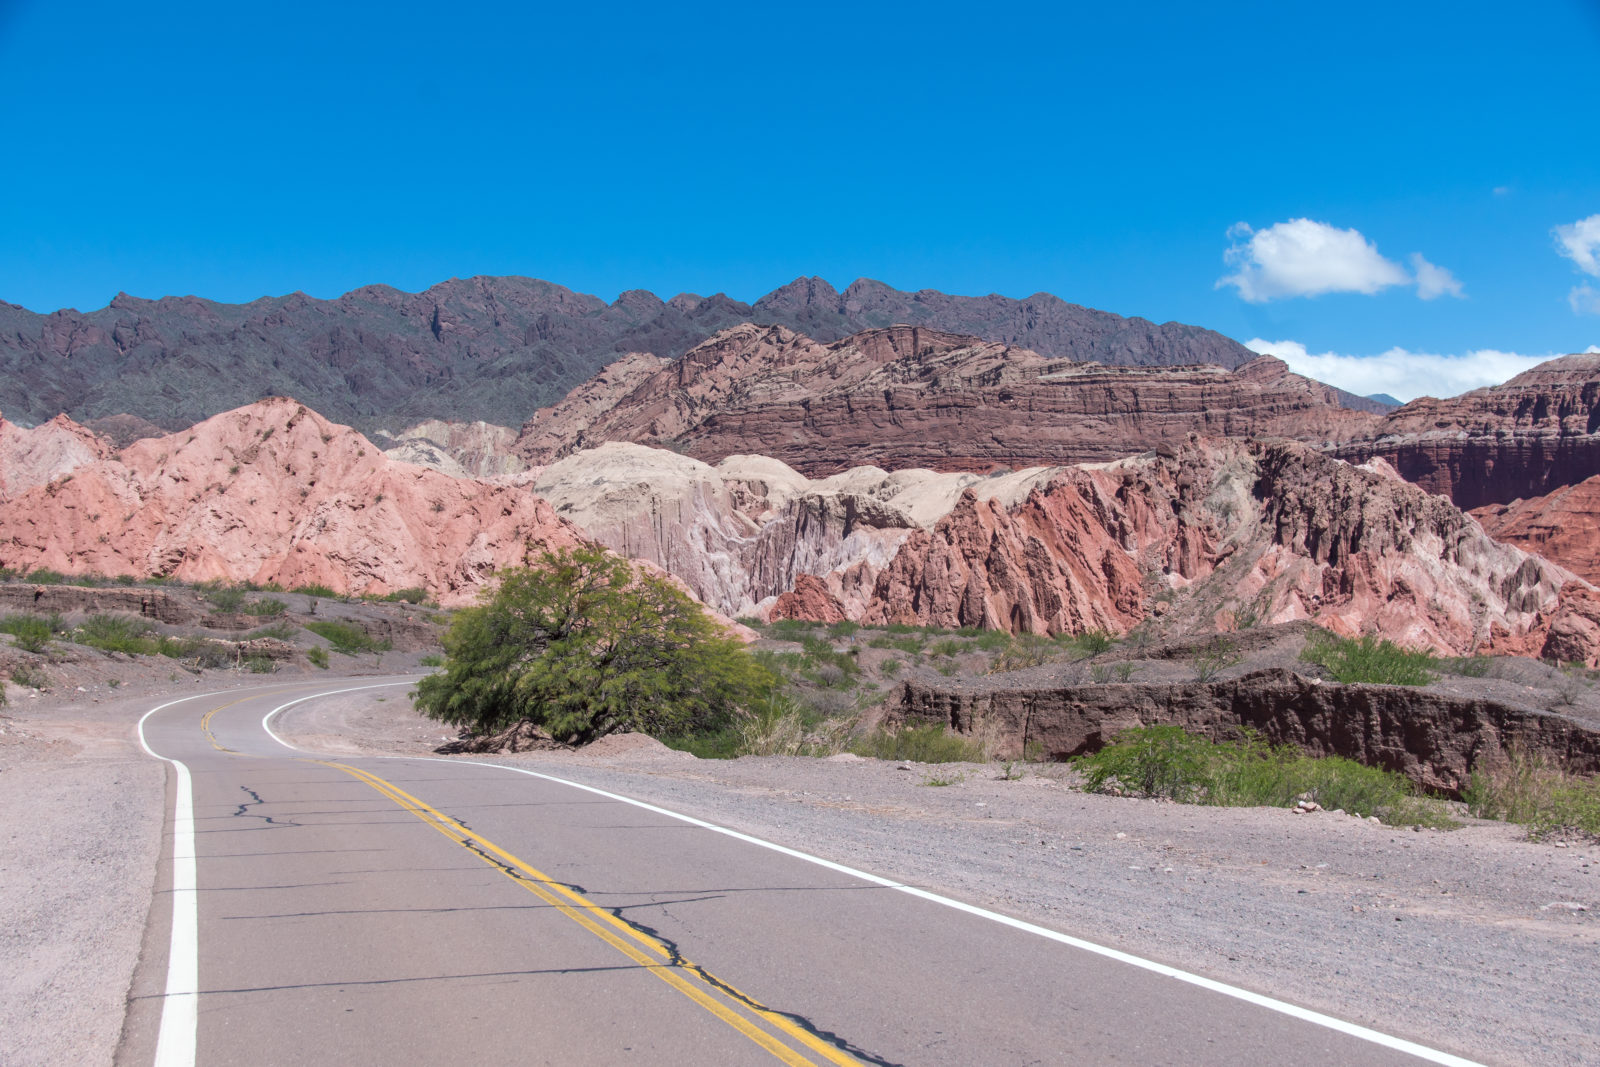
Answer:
[526,441,1057,617]
[0,398,581,603]
[376,419,527,479]
[0,411,110,501]
[515,324,1381,474]
[1471,476,1600,586]
[1333,353,1600,510]
[0,276,1265,433]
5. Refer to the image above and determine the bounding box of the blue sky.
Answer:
[2,0,1597,399]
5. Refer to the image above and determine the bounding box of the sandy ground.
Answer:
[3,668,1597,1067]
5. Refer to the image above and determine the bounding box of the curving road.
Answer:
[121,679,1480,1066]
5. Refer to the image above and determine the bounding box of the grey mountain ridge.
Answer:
[0,275,1383,432]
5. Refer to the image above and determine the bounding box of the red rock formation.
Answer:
[770,575,848,623]
[1334,353,1600,510]
[514,325,1380,475]
[830,439,1588,659]
[0,398,582,604]
[1471,476,1600,585]
[0,411,110,501]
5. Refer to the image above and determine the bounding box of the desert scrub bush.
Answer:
[242,597,288,617]
[1300,631,1436,686]
[731,694,853,757]
[1192,636,1242,682]
[1060,629,1116,657]
[1075,726,1454,828]
[419,653,444,667]
[767,618,819,641]
[928,638,963,659]
[290,583,339,599]
[1,614,57,654]
[244,655,276,673]
[156,635,236,669]
[204,586,247,613]
[307,646,330,669]
[76,614,160,654]
[304,620,391,655]
[879,657,902,677]
[1441,655,1493,678]
[380,587,429,605]
[852,723,988,763]
[244,622,297,642]
[989,634,1063,673]
[1466,748,1600,841]
[22,568,72,585]
[8,663,47,689]
[827,620,860,639]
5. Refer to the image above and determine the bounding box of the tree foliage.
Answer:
[414,546,772,744]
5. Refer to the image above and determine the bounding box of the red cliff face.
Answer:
[803,439,1591,660]
[1471,476,1600,586]
[1333,353,1600,511]
[514,325,1380,475]
[0,398,582,604]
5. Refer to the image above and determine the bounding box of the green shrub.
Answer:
[290,583,339,598]
[244,655,276,673]
[1076,725,1454,827]
[990,634,1061,673]
[307,646,330,669]
[1466,748,1600,841]
[381,587,429,604]
[767,618,818,641]
[1442,655,1493,678]
[243,597,288,617]
[304,620,390,655]
[826,620,860,639]
[852,723,988,763]
[156,635,236,669]
[204,586,247,613]
[880,658,902,677]
[1063,629,1116,656]
[928,638,963,659]
[1301,631,1436,686]
[419,653,444,667]
[414,546,772,745]
[76,614,159,654]
[1,614,55,653]
[23,568,72,585]
[1192,636,1242,682]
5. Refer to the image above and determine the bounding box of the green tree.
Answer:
[414,545,772,745]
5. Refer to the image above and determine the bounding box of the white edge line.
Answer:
[259,679,422,750]
[384,754,1484,1067]
[134,679,418,1067]
[136,690,224,1067]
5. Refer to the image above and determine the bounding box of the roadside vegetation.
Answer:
[1074,725,1457,828]
[1466,748,1600,841]
[1299,632,1438,686]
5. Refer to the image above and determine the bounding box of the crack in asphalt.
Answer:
[450,835,899,1066]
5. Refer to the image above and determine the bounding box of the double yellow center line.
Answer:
[321,760,864,1067]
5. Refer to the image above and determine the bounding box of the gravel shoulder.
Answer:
[280,692,1600,1067]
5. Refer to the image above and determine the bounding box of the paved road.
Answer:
[123,679,1479,1066]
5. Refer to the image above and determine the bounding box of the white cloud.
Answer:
[1571,284,1600,316]
[1218,219,1462,302]
[1554,214,1600,276]
[1410,253,1464,300]
[1244,338,1559,402]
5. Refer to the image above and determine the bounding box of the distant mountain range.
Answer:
[0,275,1340,432]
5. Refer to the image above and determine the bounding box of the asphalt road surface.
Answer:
[122,679,1480,1066]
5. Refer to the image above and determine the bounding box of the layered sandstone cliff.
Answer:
[1334,353,1600,510]
[1471,476,1600,585]
[0,398,581,603]
[514,325,1381,475]
[378,419,528,479]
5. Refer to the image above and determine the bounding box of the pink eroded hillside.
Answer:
[0,397,581,603]
[0,411,111,501]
